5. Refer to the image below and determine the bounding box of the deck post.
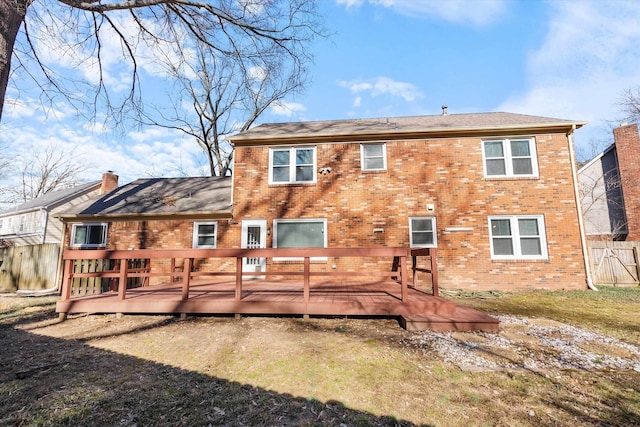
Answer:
[303,256,310,304]
[400,254,408,302]
[430,248,438,297]
[412,255,417,287]
[118,259,128,300]
[181,258,192,300]
[60,259,73,301]
[235,257,243,301]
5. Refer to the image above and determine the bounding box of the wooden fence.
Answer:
[588,241,640,286]
[0,244,60,292]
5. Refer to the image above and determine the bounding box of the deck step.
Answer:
[399,306,500,332]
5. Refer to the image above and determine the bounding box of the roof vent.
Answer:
[441,105,448,116]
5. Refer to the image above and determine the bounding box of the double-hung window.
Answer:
[483,138,538,177]
[193,221,217,248]
[409,217,437,248]
[71,223,108,248]
[361,143,387,171]
[269,146,316,184]
[488,215,547,260]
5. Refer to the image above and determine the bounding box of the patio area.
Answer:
[56,247,499,331]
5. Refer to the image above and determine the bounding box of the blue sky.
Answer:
[2,0,640,188]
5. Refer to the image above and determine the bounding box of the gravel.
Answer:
[405,315,640,372]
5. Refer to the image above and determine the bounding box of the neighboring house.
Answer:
[58,112,590,292]
[578,123,640,240]
[0,172,118,246]
[0,172,118,292]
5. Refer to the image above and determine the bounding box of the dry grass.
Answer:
[0,287,639,427]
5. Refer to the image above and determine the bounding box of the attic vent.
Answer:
[441,105,448,116]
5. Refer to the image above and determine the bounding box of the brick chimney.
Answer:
[613,123,640,240]
[100,171,119,195]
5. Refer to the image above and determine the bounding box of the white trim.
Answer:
[268,146,317,184]
[70,223,108,248]
[192,221,218,248]
[482,137,539,178]
[360,142,387,171]
[488,215,548,260]
[409,217,437,248]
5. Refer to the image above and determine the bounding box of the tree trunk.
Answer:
[0,0,28,122]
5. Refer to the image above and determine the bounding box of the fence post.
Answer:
[181,258,192,300]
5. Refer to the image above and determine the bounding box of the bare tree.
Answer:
[579,158,628,240]
[619,86,640,124]
[0,0,322,124]
[2,142,89,203]
[144,32,306,176]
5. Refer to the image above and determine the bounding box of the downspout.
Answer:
[568,124,598,291]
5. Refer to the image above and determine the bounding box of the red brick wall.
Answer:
[613,123,640,240]
[64,220,238,285]
[232,134,587,291]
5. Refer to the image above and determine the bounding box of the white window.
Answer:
[409,217,437,248]
[71,223,108,248]
[193,221,217,248]
[269,147,316,184]
[488,215,547,260]
[361,143,387,171]
[483,138,538,177]
[273,219,327,260]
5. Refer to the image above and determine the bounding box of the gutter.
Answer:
[568,124,597,291]
[230,122,587,146]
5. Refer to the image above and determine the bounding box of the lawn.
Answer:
[0,287,638,426]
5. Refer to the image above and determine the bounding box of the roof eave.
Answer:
[56,210,233,222]
[230,122,587,146]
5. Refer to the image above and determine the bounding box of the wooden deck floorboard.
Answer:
[56,278,498,331]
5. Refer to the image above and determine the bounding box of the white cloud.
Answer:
[270,101,307,116]
[336,0,365,8]
[353,96,362,107]
[340,76,424,102]
[497,0,640,150]
[336,0,508,26]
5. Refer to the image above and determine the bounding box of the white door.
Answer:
[241,219,267,278]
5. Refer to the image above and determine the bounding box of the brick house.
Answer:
[228,112,589,291]
[579,123,640,240]
[60,112,590,292]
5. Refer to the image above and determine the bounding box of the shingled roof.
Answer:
[0,181,101,217]
[229,112,586,145]
[58,177,232,221]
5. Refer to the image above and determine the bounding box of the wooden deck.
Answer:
[56,247,499,332]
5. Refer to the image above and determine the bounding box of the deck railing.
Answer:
[60,247,438,303]
[410,248,438,297]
